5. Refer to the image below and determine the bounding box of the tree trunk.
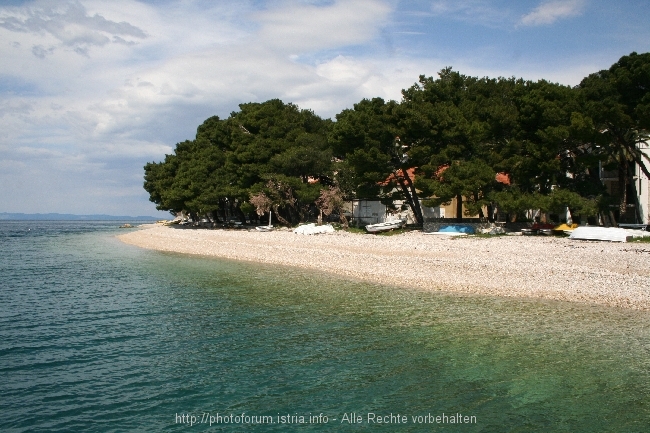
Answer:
[397,170,424,226]
[272,205,291,226]
[609,210,618,227]
[235,205,246,223]
[618,156,628,217]
[339,213,349,229]
[219,199,227,222]
[456,194,463,222]
[473,192,484,219]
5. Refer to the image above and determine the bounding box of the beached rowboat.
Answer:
[255,211,274,232]
[365,219,406,233]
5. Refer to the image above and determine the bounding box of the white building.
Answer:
[636,141,650,224]
[350,199,444,225]
[599,141,650,225]
[350,199,386,225]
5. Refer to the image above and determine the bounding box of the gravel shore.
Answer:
[118,225,650,310]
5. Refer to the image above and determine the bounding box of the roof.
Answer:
[379,167,417,186]
[495,172,510,185]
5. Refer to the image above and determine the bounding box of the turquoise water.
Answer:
[1,221,649,432]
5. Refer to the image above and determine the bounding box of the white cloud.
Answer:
[0,0,397,215]
[520,0,586,26]
[0,0,146,57]
[0,0,643,216]
[253,0,391,52]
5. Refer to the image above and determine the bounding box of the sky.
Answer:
[1,0,649,217]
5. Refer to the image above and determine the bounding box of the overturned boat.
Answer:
[293,223,335,235]
[569,226,650,242]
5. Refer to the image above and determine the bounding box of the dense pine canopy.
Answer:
[144,52,650,226]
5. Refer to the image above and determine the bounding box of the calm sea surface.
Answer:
[1,221,649,432]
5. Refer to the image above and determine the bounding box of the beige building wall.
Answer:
[440,197,486,220]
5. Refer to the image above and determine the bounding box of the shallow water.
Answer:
[1,221,649,432]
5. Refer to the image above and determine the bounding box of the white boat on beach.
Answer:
[255,211,274,232]
[365,218,406,233]
[293,223,335,235]
[569,226,650,242]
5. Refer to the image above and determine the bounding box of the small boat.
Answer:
[255,211,274,232]
[425,231,467,236]
[553,223,579,235]
[365,218,406,233]
[533,223,555,235]
[521,223,555,236]
[440,225,474,233]
[427,225,475,236]
[293,223,335,235]
[569,226,650,242]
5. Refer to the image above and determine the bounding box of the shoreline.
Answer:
[117,225,650,311]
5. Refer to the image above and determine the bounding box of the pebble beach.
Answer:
[118,225,650,310]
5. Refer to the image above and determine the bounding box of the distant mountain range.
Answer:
[0,213,161,221]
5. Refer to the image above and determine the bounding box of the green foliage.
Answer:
[489,187,598,218]
[488,188,544,216]
[579,52,650,218]
[143,99,332,223]
[342,226,366,234]
[419,159,495,216]
[239,201,254,216]
[330,98,399,186]
[470,232,508,238]
[329,97,425,223]
[404,71,524,219]
[546,189,599,217]
[143,53,650,226]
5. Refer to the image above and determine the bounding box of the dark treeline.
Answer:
[144,52,650,226]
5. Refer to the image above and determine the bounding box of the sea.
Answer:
[1,220,649,432]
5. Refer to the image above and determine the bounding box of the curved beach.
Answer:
[118,225,650,310]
